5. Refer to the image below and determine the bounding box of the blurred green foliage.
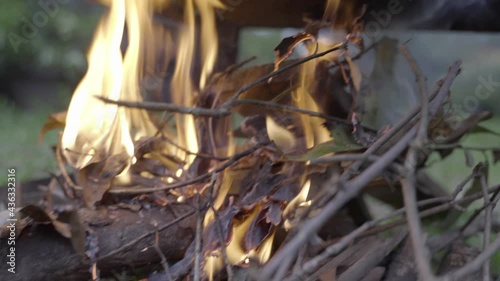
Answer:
[0,1,101,86]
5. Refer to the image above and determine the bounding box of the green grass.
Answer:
[0,98,61,185]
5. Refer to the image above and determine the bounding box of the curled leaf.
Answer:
[78,152,130,207]
[273,32,316,72]
[39,111,67,143]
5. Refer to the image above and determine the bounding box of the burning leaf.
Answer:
[265,202,282,226]
[204,206,239,252]
[244,206,273,252]
[240,162,285,208]
[346,56,362,92]
[273,32,316,72]
[266,116,297,154]
[39,111,67,143]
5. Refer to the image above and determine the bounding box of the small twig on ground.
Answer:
[153,221,174,281]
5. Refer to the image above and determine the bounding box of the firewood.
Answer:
[0,205,195,281]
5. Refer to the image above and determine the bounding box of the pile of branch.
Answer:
[2,35,500,281]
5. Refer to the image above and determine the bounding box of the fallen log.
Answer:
[0,204,196,281]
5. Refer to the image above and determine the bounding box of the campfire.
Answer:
[4,0,500,280]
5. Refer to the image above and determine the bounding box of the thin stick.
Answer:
[98,209,195,261]
[108,141,270,194]
[259,61,462,280]
[362,185,500,237]
[399,44,435,281]
[479,172,492,281]
[96,96,230,117]
[207,173,233,281]
[437,235,500,281]
[400,44,429,141]
[234,99,352,126]
[222,39,348,107]
[153,221,174,281]
[261,127,416,281]
[194,194,203,281]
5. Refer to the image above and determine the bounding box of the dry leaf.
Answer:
[244,207,273,252]
[78,152,130,207]
[19,205,71,238]
[59,209,87,257]
[39,111,67,143]
[273,32,316,72]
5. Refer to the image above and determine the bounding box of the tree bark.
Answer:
[0,205,196,281]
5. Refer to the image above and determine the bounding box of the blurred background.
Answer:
[0,0,499,191]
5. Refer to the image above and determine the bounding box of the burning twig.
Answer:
[221,38,349,107]
[108,141,271,194]
[96,96,230,117]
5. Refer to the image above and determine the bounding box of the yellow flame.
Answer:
[204,205,275,278]
[62,0,223,172]
[170,0,223,166]
[62,0,159,169]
